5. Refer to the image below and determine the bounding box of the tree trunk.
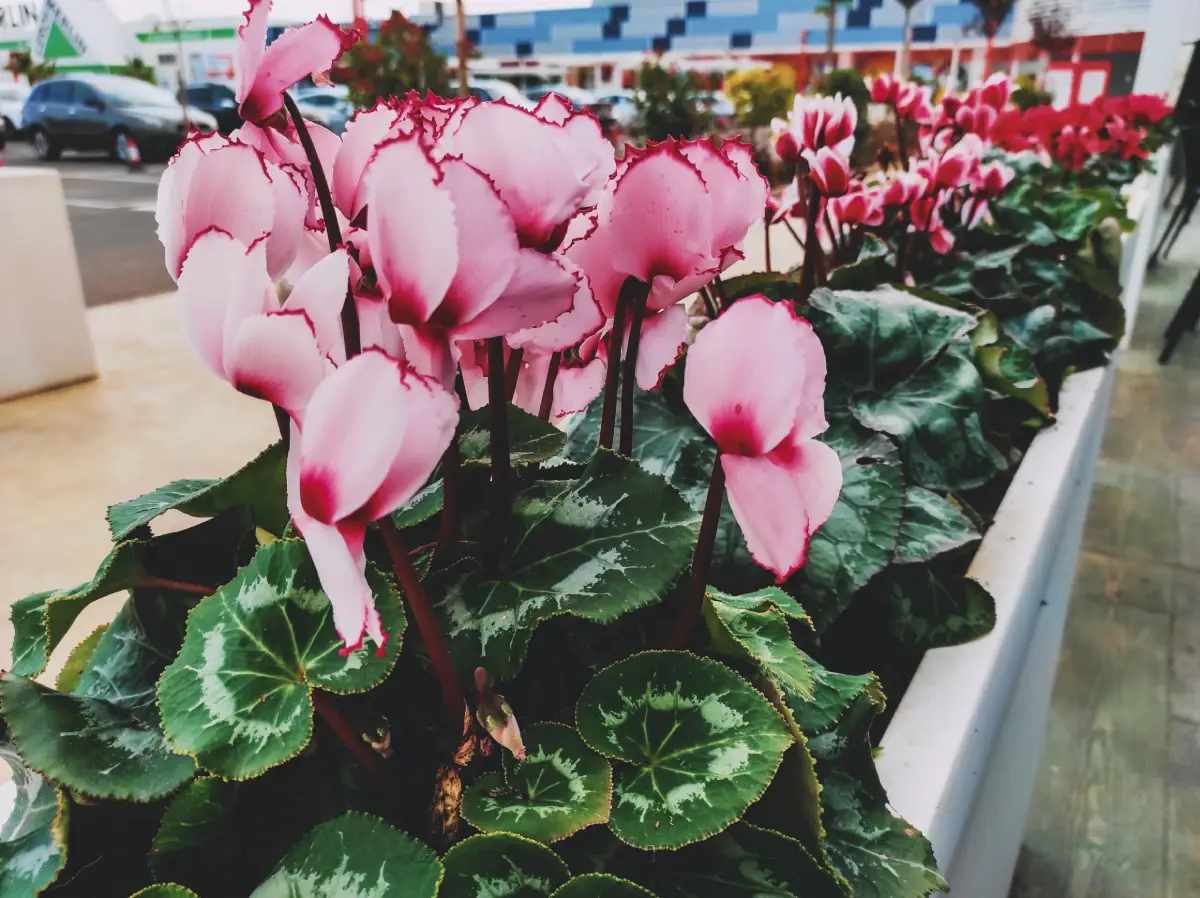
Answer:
[901,6,913,78]
[456,0,470,97]
[826,5,836,72]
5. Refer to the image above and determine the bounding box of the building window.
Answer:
[667,17,686,36]
[480,14,495,29]
[730,32,752,49]
[516,40,533,57]
[912,25,937,43]
[602,20,621,39]
[686,1,706,18]
[652,36,670,53]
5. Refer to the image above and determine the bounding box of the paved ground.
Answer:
[1010,216,1200,896]
[3,141,172,306]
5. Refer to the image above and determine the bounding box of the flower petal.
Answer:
[722,437,843,582]
[235,0,269,114]
[177,230,273,380]
[562,215,625,318]
[435,159,521,329]
[553,356,607,419]
[356,292,408,360]
[296,351,408,525]
[398,324,458,388]
[507,258,603,352]
[682,295,807,456]
[602,142,716,284]
[366,135,457,325]
[290,506,380,652]
[333,102,404,221]
[681,139,766,256]
[283,248,350,362]
[263,162,309,280]
[239,15,357,123]
[228,311,328,422]
[453,250,577,342]
[357,366,459,520]
[633,304,687,391]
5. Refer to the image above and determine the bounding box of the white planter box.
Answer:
[877,152,1171,897]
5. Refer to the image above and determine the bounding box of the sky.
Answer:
[104,0,590,22]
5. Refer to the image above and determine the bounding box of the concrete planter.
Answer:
[876,151,1171,897]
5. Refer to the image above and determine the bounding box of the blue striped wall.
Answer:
[412,0,1012,60]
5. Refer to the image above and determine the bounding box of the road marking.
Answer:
[67,198,158,213]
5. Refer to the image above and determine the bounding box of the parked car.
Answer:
[0,81,29,136]
[699,92,736,130]
[524,84,617,136]
[449,77,534,109]
[597,89,638,129]
[185,80,242,134]
[22,74,217,163]
[293,84,354,134]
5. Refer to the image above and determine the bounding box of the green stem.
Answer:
[668,453,725,650]
[283,91,361,358]
[619,282,650,457]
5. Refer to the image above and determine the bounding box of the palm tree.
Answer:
[896,0,923,78]
[965,0,1016,78]
[813,0,853,72]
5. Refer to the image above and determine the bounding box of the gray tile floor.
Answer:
[1010,216,1200,896]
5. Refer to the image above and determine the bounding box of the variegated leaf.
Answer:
[703,587,815,699]
[158,541,405,780]
[440,832,569,898]
[893,487,980,566]
[107,442,288,540]
[249,813,442,898]
[551,874,659,897]
[430,451,700,678]
[460,406,566,467]
[463,723,612,843]
[574,652,792,849]
[0,736,68,897]
[150,776,237,886]
[54,623,108,694]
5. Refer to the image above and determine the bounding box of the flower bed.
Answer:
[0,7,1175,898]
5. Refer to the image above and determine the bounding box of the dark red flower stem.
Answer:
[378,517,463,722]
[782,218,805,248]
[140,576,214,596]
[711,276,728,311]
[504,348,524,401]
[283,91,361,357]
[668,453,725,650]
[312,690,384,776]
[538,351,562,421]
[598,278,636,451]
[619,282,651,457]
[893,102,910,164]
[486,337,512,543]
[764,219,773,272]
[434,438,462,565]
[799,178,822,301]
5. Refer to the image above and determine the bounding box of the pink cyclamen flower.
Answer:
[803,146,853,197]
[766,182,802,224]
[156,133,307,282]
[176,230,350,422]
[772,93,858,158]
[829,189,883,227]
[236,0,359,124]
[683,296,842,581]
[978,73,1013,112]
[288,350,458,652]
[963,160,1015,228]
[910,193,956,255]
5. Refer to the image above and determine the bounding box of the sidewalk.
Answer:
[0,293,278,676]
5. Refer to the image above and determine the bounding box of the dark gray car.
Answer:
[22,74,216,163]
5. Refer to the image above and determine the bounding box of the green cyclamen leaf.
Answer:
[158,540,405,780]
[107,442,288,540]
[54,623,109,694]
[551,874,659,897]
[150,776,238,886]
[0,739,69,897]
[462,723,612,843]
[394,479,444,529]
[893,487,980,566]
[575,652,792,849]
[9,540,147,678]
[703,588,815,699]
[440,832,570,898]
[249,812,442,898]
[782,656,885,764]
[819,749,946,898]
[873,565,997,650]
[460,406,567,467]
[430,450,700,678]
[652,822,844,898]
[1,673,196,802]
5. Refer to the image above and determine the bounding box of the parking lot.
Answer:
[3,141,173,306]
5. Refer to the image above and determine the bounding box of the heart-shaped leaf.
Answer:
[893,487,980,566]
[782,657,885,755]
[551,874,659,897]
[158,540,404,779]
[107,442,288,540]
[150,776,237,886]
[440,832,570,898]
[463,723,612,843]
[1,672,196,802]
[394,479,444,529]
[430,451,699,678]
[0,738,69,897]
[871,564,997,650]
[703,587,815,699]
[460,406,566,467]
[575,651,791,849]
[54,623,108,694]
[249,812,442,898]
[651,823,845,898]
